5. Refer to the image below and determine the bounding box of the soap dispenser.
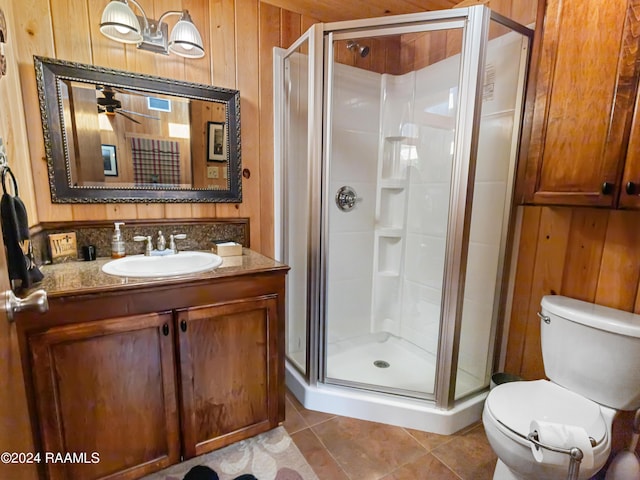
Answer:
[111,222,126,259]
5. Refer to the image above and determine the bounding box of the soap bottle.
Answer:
[111,222,126,259]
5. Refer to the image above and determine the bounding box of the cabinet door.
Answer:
[521,0,640,206]
[176,296,280,458]
[29,312,180,480]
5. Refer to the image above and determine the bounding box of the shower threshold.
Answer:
[286,360,487,435]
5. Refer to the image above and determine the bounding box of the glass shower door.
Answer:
[322,22,467,398]
[275,26,322,377]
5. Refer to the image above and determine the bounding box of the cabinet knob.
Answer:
[626,181,637,195]
[180,319,187,332]
[162,323,169,336]
[601,182,614,195]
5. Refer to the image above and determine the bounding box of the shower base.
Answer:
[285,332,488,435]
[324,332,480,397]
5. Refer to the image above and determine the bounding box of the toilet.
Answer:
[483,295,640,480]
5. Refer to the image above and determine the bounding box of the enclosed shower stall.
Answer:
[274,6,532,433]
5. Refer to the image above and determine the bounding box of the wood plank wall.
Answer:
[5,0,319,257]
[506,206,640,379]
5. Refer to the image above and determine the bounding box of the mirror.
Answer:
[35,56,242,203]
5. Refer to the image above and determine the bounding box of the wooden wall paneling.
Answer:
[280,9,301,48]
[407,33,426,73]
[221,0,261,251]
[87,0,128,71]
[445,28,463,59]
[560,208,609,302]
[0,0,39,226]
[519,206,572,379]
[16,0,73,223]
[427,30,447,65]
[300,14,318,32]
[154,0,186,80]
[504,206,541,375]
[209,0,240,221]
[137,203,166,219]
[510,0,538,26]
[210,0,238,89]
[183,0,212,85]
[258,2,281,257]
[165,203,195,219]
[50,0,91,63]
[384,36,402,76]
[595,210,640,312]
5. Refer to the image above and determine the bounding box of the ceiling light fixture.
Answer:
[100,0,205,59]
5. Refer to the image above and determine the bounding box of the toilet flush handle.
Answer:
[537,311,550,324]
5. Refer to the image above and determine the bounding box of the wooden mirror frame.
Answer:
[35,56,242,203]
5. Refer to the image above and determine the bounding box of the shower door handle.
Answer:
[336,186,361,212]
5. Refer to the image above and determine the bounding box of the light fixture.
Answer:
[100,0,205,59]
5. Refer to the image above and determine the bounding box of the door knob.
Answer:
[2,289,48,322]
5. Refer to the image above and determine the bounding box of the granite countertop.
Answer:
[36,249,288,298]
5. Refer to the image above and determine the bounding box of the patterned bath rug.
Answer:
[140,427,319,480]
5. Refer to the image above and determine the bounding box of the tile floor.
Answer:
[283,390,498,480]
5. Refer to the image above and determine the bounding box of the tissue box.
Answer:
[212,241,242,257]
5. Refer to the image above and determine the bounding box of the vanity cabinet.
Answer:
[176,297,280,458]
[16,256,287,480]
[518,0,640,208]
[28,312,180,480]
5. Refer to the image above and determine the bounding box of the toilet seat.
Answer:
[485,380,607,445]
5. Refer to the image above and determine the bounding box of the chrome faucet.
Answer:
[157,231,166,251]
[169,233,187,253]
[133,235,153,256]
[133,232,187,255]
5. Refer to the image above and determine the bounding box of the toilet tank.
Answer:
[540,295,640,410]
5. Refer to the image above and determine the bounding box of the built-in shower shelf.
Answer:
[377,271,400,278]
[379,180,406,189]
[376,228,403,238]
[383,135,418,146]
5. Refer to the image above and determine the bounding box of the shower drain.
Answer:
[373,360,390,368]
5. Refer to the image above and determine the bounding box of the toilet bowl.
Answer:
[483,380,614,479]
[483,295,640,480]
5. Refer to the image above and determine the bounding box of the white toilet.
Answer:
[483,295,640,480]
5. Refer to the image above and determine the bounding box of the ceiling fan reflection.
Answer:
[96,86,160,124]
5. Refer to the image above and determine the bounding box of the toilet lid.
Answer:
[486,380,607,443]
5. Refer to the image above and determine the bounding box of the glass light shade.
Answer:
[168,16,204,58]
[100,0,142,44]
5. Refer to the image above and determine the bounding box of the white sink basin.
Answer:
[102,251,223,278]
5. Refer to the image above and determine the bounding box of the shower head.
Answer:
[346,40,370,58]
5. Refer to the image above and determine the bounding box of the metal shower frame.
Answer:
[275,5,533,410]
